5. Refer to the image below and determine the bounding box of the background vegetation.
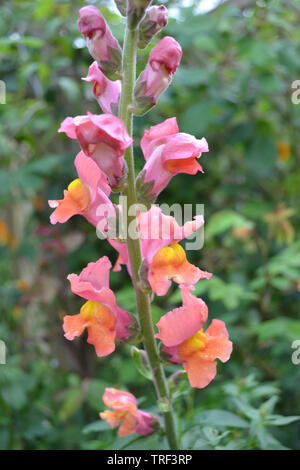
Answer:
[0,0,299,450]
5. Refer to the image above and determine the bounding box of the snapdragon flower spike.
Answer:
[82,61,121,115]
[136,117,209,203]
[138,5,168,49]
[48,151,112,227]
[78,6,122,80]
[133,36,182,116]
[58,113,132,188]
[156,286,233,389]
[109,206,212,296]
[64,257,138,357]
[100,388,156,437]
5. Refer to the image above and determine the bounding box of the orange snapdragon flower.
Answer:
[64,256,138,357]
[109,206,212,296]
[156,286,232,389]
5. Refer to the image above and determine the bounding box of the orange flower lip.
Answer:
[67,178,91,211]
[164,154,199,174]
[63,299,117,358]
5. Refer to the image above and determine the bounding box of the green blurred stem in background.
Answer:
[118,23,179,450]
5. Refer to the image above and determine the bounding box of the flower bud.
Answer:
[133,36,182,116]
[138,5,168,49]
[78,6,122,80]
[127,0,152,29]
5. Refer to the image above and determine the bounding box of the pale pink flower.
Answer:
[58,113,132,188]
[82,61,121,115]
[137,117,209,198]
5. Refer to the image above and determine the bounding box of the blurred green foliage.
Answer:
[0,0,299,450]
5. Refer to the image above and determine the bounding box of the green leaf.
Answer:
[131,347,152,380]
[195,410,249,428]
[266,415,300,426]
[206,210,254,238]
[82,420,110,434]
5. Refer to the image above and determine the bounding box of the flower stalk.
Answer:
[119,23,179,450]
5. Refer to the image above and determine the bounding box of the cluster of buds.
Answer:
[48,1,233,441]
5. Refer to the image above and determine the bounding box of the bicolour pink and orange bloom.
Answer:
[58,113,132,187]
[63,256,138,357]
[82,61,121,115]
[156,286,233,389]
[49,151,112,226]
[50,1,233,442]
[100,388,156,437]
[78,6,122,80]
[134,37,182,115]
[137,117,209,198]
[109,206,212,296]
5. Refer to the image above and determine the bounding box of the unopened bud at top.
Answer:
[138,5,168,49]
[78,6,122,80]
[127,0,152,29]
[133,36,182,115]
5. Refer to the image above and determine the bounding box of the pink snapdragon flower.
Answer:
[109,206,212,296]
[82,61,121,115]
[63,257,138,357]
[58,113,132,188]
[78,6,122,80]
[134,37,182,115]
[48,151,112,227]
[156,286,233,389]
[100,388,156,437]
[137,117,209,199]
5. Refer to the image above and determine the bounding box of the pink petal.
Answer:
[141,117,179,160]
[156,286,208,347]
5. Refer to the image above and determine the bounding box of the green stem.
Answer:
[119,25,179,450]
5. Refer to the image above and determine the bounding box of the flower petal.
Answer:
[183,357,217,389]
[156,286,208,347]
[63,314,86,340]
